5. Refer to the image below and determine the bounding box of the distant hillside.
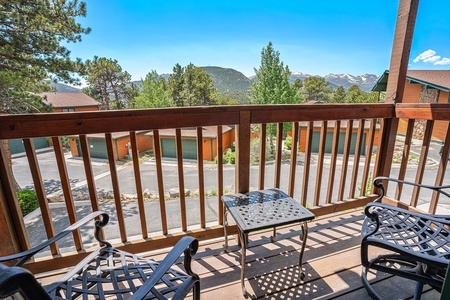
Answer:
[50,82,82,93]
[201,66,252,103]
[201,66,252,93]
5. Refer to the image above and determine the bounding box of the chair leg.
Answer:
[193,280,200,300]
[361,266,382,300]
[413,282,423,300]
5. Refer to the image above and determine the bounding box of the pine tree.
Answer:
[332,86,346,103]
[134,71,172,108]
[0,0,90,113]
[168,63,184,107]
[84,56,133,110]
[345,85,368,103]
[250,42,298,105]
[303,76,333,102]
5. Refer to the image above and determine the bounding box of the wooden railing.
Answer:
[3,103,449,273]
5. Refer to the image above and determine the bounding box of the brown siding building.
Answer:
[41,92,100,112]
[372,70,450,141]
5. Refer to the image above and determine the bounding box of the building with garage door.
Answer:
[147,126,235,161]
[69,131,153,160]
[8,92,100,155]
[297,120,380,155]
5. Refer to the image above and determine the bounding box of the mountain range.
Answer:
[54,67,381,103]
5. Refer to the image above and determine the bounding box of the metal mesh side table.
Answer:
[221,188,315,297]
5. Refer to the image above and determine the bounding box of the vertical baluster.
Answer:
[52,136,82,250]
[338,120,354,201]
[429,122,450,213]
[153,130,168,235]
[105,133,127,242]
[349,119,365,198]
[288,122,299,197]
[395,119,414,200]
[258,124,267,190]
[197,127,206,228]
[175,129,187,231]
[274,123,283,188]
[217,126,224,225]
[314,121,327,206]
[301,122,313,207]
[78,135,104,242]
[360,119,377,198]
[410,120,434,208]
[130,131,148,239]
[326,121,341,204]
[23,138,59,255]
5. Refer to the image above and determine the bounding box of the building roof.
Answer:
[146,126,234,139]
[41,92,100,108]
[372,70,450,92]
[68,131,150,140]
[299,120,379,129]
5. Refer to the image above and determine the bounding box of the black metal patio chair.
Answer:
[0,211,200,299]
[361,176,450,300]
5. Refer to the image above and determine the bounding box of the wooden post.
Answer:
[376,0,419,178]
[235,111,251,193]
[0,141,29,256]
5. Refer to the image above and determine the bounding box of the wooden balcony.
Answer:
[1,101,450,298]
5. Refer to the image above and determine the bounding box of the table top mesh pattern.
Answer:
[222,189,314,232]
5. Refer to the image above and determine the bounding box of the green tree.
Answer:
[331,86,346,103]
[0,0,90,191]
[292,79,305,103]
[168,63,184,107]
[345,85,368,103]
[216,95,239,105]
[133,71,171,108]
[303,76,333,102]
[0,0,90,113]
[367,91,381,103]
[84,56,133,110]
[250,42,298,154]
[167,63,217,106]
[250,42,298,105]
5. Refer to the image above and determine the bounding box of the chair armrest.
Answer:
[373,176,450,202]
[0,263,51,299]
[129,236,199,300]
[363,202,450,242]
[0,211,109,266]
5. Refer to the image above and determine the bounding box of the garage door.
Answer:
[161,138,197,159]
[87,139,108,159]
[311,131,366,155]
[8,138,50,155]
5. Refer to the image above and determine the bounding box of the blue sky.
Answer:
[66,0,450,80]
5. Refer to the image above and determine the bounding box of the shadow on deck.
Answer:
[36,209,441,299]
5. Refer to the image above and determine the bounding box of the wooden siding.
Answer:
[53,106,99,112]
[397,81,450,142]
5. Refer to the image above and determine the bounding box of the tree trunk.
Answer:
[1,140,21,192]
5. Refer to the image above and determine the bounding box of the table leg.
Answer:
[270,227,277,242]
[299,221,308,280]
[223,205,229,252]
[238,229,248,296]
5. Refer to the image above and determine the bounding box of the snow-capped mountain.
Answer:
[324,73,380,92]
[286,72,379,93]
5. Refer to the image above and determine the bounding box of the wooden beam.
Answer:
[376,0,419,179]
